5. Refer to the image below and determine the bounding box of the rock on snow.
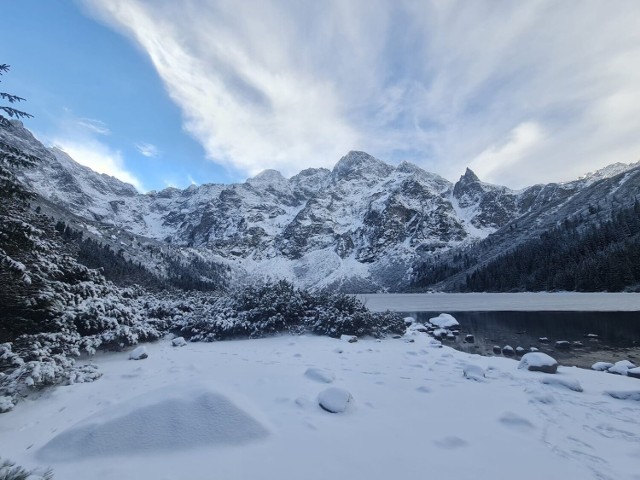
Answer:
[128,346,148,360]
[428,313,459,329]
[318,387,352,413]
[518,352,559,374]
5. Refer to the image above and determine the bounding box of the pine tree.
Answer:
[0,64,38,200]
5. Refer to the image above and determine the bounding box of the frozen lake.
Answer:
[358,292,640,312]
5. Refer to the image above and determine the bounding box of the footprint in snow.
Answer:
[416,386,431,393]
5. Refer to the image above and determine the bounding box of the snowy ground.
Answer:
[359,292,640,312]
[1,332,639,480]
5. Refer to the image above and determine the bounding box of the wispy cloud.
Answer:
[46,111,144,191]
[83,0,640,187]
[76,117,110,135]
[136,141,160,157]
[54,137,145,191]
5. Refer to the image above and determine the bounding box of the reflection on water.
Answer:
[404,311,640,369]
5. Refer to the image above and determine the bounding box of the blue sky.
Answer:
[2,1,640,192]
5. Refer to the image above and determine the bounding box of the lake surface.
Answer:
[402,310,640,369]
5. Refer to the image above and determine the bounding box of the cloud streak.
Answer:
[136,141,160,158]
[83,0,640,187]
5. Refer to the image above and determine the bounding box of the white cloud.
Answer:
[76,117,110,135]
[187,174,197,185]
[82,0,640,187]
[136,142,160,157]
[54,138,145,192]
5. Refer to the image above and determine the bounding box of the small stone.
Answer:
[128,346,148,360]
[502,345,515,356]
[555,340,571,350]
[539,337,550,344]
[340,335,358,343]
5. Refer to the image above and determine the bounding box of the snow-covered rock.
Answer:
[515,346,526,356]
[463,364,485,381]
[555,340,571,350]
[518,352,559,374]
[464,334,475,343]
[128,346,148,360]
[318,387,352,413]
[628,367,640,379]
[304,368,335,384]
[340,335,358,343]
[591,362,614,372]
[608,360,636,376]
[0,395,14,413]
[172,337,187,347]
[428,313,459,329]
[502,345,515,356]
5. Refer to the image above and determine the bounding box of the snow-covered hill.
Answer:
[2,121,639,291]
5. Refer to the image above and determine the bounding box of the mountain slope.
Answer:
[3,121,639,292]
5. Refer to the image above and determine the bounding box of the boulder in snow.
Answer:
[464,334,475,343]
[128,346,148,360]
[463,364,485,381]
[538,337,550,344]
[502,345,515,356]
[591,362,614,372]
[518,352,559,374]
[515,346,526,356]
[492,345,502,354]
[608,360,636,376]
[172,337,187,347]
[304,368,335,384]
[555,340,571,350]
[318,387,352,413]
[428,313,459,329]
[340,335,358,343]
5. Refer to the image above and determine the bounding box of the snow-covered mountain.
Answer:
[2,121,639,291]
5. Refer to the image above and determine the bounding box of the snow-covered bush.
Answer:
[0,456,53,480]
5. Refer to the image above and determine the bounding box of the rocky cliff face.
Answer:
[3,120,638,292]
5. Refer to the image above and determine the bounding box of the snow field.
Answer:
[0,332,639,480]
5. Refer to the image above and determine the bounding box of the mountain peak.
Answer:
[461,167,480,183]
[246,169,287,188]
[332,151,393,182]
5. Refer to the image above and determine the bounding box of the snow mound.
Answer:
[541,377,583,392]
[605,390,640,401]
[318,387,352,413]
[428,313,459,329]
[172,337,187,347]
[304,368,335,384]
[37,385,269,461]
[128,346,148,360]
[628,367,640,379]
[518,352,559,374]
